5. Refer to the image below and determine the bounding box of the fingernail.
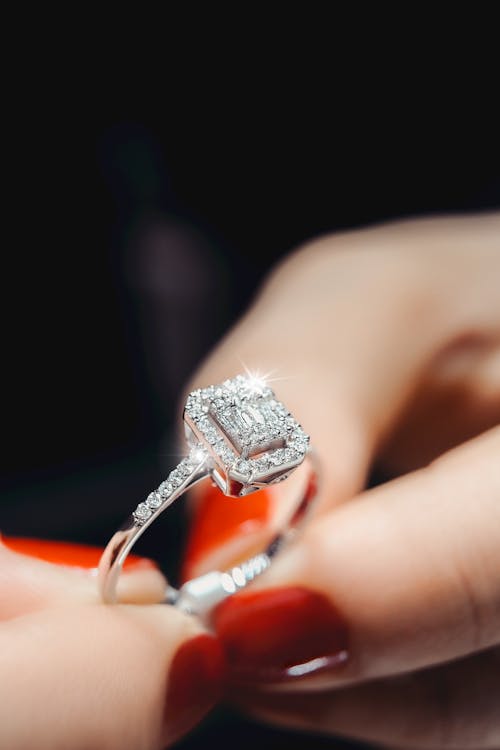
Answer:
[182,483,272,580]
[164,634,226,743]
[1,535,158,572]
[214,586,349,683]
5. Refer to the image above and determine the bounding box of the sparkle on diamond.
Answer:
[184,374,309,481]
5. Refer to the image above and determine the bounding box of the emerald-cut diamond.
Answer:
[184,374,309,497]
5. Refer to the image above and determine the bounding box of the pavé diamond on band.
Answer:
[98,373,318,618]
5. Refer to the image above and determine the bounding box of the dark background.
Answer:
[2,82,499,749]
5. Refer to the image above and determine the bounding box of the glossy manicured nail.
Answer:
[214,586,349,683]
[182,483,272,580]
[1,535,157,572]
[164,634,226,742]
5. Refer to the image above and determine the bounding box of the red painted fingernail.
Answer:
[182,482,272,580]
[164,634,226,743]
[1,535,157,572]
[214,586,349,683]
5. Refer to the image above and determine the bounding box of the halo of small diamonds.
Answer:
[133,374,310,521]
[184,374,309,492]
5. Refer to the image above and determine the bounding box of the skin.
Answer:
[1,213,498,748]
[187,213,500,749]
[0,542,221,750]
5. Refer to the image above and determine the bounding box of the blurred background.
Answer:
[2,83,499,748]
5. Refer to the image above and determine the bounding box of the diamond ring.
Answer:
[98,373,318,618]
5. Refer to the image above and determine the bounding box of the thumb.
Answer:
[0,597,225,750]
[0,537,226,749]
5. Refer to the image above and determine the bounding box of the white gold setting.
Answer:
[98,373,317,618]
[132,447,208,526]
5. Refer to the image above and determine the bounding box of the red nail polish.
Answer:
[182,483,272,580]
[1,535,157,572]
[214,586,349,683]
[164,634,226,742]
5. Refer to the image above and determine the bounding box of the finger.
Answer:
[212,426,500,687]
[0,537,167,619]
[0,601,225,750]
[188,215,500,489]
[182,216,500,576]
[188,235,441,500]
[235,648,500,749]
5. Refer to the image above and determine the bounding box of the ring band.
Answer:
[98,373,318,618]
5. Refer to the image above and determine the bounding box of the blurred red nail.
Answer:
[165,634,226,742]
[214,586,349,683]
[1,535,157,572]
[182,482,272,580]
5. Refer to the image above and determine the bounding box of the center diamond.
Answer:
[212,399,287,455]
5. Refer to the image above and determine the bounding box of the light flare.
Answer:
[240,362,289,394]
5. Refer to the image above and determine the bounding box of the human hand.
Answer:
[183,213,500,748]
[0,536,225,750]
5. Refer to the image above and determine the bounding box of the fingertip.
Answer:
[214,586,349,685]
